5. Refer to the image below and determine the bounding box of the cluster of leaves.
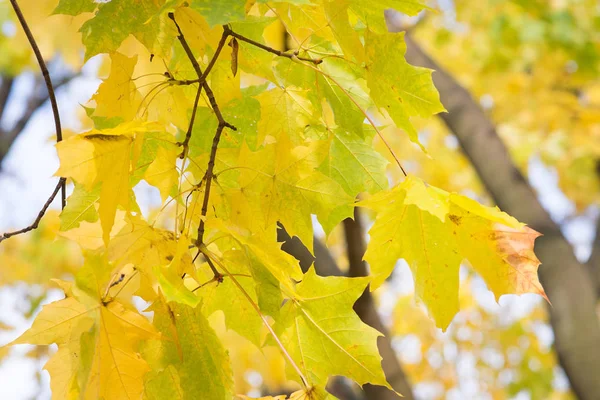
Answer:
[3,0,549,398]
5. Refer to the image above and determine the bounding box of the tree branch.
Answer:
[168,13,232,158]
[10,0,65,208]
[168,13,237,263]
[403,33,600,400]
[278,225,415,400]
[0,177,66,243]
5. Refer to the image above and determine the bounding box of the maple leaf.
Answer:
[108,215,194,301]
[318,127,389,195]
[59,182,100,231]
[143,294,234,400]
[196,248,270,347]
[55,122,163,245]
[274,267,392,391]
[143,140,180,202]
[205,219,301,307]
[255,86,317,146]
[347,0,431,32]
[72,0,171,60]
[361,176,547,330]
[9,253,158,399]
[3,0,555,397]
[365,31,445,148]
[91,52,141,124]
[53,0,96,15]
[230,138,353,250]
[191,0,247,26]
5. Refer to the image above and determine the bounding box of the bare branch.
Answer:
[0,177,66,243]
[9,0,65,208]
[343,210,415,400]
[168,13,231,158]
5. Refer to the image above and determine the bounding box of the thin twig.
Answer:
[191,275,219,292]
[192,248,222,279]
[228,30,322,65]
[191,272,251,292]
[169,14,237,251]
[179,85,203,159]
[0,178,66,243]
[10,0,66,208]
[196,124,226,246]
[168,13,233,158]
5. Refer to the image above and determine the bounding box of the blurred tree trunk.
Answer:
[0,72,76,168]
[404,33,600,400]
[588,217,600,295]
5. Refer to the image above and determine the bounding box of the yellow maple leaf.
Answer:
[91,52,142,122]
[56,121,159,244]
[8,253,159,399]
[361,176,547,330]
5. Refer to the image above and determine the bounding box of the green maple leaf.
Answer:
[231,139,353,249]
[318,127,389,195]
[365,31,445,148]
[143,295,234,400]
[275,267,392,391]
[53,0,96,16]
[190,0,247,26]
[196,249,266,347]
[59,183,100,231]
[78,0,171,60]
